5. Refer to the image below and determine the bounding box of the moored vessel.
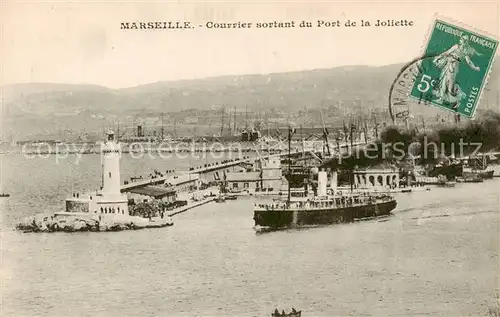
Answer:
[457,173,483,183]
[215,196,226,203]
[436,175,456,187]
[461,154,495,180]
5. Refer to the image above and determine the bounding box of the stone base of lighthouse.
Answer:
[65,192,129,217]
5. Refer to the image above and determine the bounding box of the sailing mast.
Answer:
[349,116,354,149]
[233,106,237,135]
[287,126,294,205]
[116,120,120,142]
[160,113,164,141]
[220,106,225,137]
[320,110,331,157]
[173,118,177,138]
[349,117,355,193]
[300,125,304,161]
[245,106,248,131]
[373,114,379,139]
[363,115,368,144]
[228,108,232,135]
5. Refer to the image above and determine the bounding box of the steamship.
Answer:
[253,127,397,229]
[253,170,397,229]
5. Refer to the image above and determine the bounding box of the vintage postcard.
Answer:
[1,1,499,317]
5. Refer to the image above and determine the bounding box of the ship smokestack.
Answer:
[330,170,338,193]
[318,170,327,197]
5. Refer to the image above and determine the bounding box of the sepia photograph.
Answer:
[1,1,499,316]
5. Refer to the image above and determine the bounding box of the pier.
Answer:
[119,140,366,193]
[57,136,370,225]
[167,197,216,217]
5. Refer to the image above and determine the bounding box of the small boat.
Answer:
[225,195,238,200]
[479,169,494,179]
[437,181,456,187]
[436,175,456,187]
[0,193,10,198]
[461,173,483,183]
[215,196,226,203]
[271,308,301,317]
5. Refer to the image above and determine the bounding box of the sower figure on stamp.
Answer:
[432,35,481,108]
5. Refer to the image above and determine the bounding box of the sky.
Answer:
[1,1,499,89]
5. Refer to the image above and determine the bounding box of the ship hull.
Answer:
[254,200,397,228]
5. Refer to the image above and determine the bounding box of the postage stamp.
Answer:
[409,18,498,118]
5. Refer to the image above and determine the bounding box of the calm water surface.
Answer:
[1,154,499,316]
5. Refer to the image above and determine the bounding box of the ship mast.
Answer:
[220,106,225,137]
[228,108,232,135]
[349,117,355,193]
[349,116,354,149]
[363,115,368,144]
[233,106,237,135]
[173,118,177,138]
[245,106,248,131]
[320,110,331,158]
[160,112,164,141]
[287,126,294,205]
[117,120,120,142]
[300,125,304,161]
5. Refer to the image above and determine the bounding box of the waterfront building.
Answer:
[353,165,399,189]
[226,171,261,191]
[226,158,283,192]
[257,157,282,189]
[128,186,177,203]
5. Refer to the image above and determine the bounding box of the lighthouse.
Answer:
[102,130,122,198]
[98,130,129,215]
[64,130,129,216]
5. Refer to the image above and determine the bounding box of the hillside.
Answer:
[1,63,499,140]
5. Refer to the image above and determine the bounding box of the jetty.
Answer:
[167,196,216,216]
[119,140,366,194]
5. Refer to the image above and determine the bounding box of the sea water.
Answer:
[1,154,498,316]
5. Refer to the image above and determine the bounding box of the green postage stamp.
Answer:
[410,18,498,118]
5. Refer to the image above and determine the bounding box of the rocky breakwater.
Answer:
[15,212,173,233]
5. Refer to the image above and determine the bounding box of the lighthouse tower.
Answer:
[102,130,122,197]
[99,130,129,215]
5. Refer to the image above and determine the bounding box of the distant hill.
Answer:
[1,63,499,140]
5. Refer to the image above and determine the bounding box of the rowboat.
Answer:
[271,308,301,317]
